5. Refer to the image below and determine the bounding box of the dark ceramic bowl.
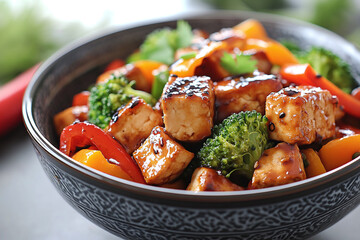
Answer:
[23,11,360,240]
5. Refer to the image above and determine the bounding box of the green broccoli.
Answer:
[198,111,269,180]
[288,46,356,93]
[88,75,156,129]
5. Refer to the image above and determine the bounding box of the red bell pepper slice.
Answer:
[72,91,90,106]
[104,59,126,72]
[280,63,360,118]
[59,122,145,184]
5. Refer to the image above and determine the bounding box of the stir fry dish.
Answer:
[54,19,360,191]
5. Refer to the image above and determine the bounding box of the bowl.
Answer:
[23,11,360,240]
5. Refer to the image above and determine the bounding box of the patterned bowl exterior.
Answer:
[23,11,360,240]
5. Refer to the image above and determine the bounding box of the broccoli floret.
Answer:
[297,47,356,93]
[198,111,268,180]
[88,75,156,129]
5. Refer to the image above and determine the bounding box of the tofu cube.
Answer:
[187,167,244,192]
[265,86,337,145]
[161,75,215,142]
[251,142,306,189]
[107,97,163,154]
[133,126,194,185]
[53,106,88,135]
[215,74,282,122]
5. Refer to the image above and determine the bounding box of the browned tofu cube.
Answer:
[265,86,337,145]
[133,126,194,185]
[107,97,163,154]
[251,142,306,189]
[187,167,244,192]
[161,75,215,142]
[248,50,272,74]
[53,106,88,135]
[215,74,282,122]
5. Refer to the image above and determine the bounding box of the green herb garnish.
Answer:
[220,52,257,75]
[179,52,197,60]
[151,70,170,100]
[127,20,193,65]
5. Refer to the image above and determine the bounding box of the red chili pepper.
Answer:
[72,91,90,106]
[60,122,145,184]
[104,59,126,72]
[0,64,40,136]
[280,63,360,118]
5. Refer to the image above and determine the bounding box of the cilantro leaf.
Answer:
[176,20,193,49]
[139,29,174,64]
[220,52,258,75]
[127,20,193,65]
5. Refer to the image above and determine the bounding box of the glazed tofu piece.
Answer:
[214,74,282,122]
[246,50,272,74]
[53,106,88,135]
[133,126,194,185]
[251,142,306,189]
[107,97,163,154]
[187,167,244,192]
[265,86,337,145]
[161,75,215,142]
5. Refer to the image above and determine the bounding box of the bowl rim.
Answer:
[23,10,360,202]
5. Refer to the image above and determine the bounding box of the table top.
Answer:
[0,125,359,240]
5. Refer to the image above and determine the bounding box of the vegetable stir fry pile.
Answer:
[54,19,360,191]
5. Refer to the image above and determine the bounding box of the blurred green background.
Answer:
[1,0,359,86]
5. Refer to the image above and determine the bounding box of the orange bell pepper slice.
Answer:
[280,63,360,118]
[233,19,298,66]
[245,38,299,66]
[301,149,326,178]
[233,19,268,40]
[170,41,225,77]
[318,134,360,171]
[72,149,133,181]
